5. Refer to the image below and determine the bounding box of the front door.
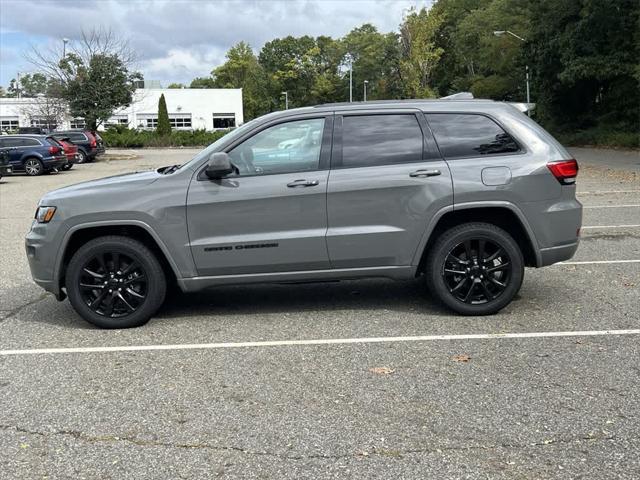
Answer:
[326,111,453,268]
[186,115,333,277]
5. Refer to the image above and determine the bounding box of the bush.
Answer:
[553,126,639,149]
[156,94,171,136]
[100,126,229,148]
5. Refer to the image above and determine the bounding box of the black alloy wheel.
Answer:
[442,238,512,304]
[425,222,524,315]
[79,251,148,318]
[66,236,166,328]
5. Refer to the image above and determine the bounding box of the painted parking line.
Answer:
[583,204,640,209]
[558,259,640,265]
[578,190,640,195]
[581,224,640,229]
[1,329,639,357]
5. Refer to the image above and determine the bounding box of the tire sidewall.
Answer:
[427,224,524,315]
[66,237,166,328]
[77,150,87,163]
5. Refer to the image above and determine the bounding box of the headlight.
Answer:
[35,206,57,223]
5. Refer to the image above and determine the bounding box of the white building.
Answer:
[0,88,244,132]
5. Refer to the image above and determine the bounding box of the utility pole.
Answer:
[62,38,69,58]
[16,72,21,99]
[493,30,531,116]
[363,80,369,102]
[345,53,353,102]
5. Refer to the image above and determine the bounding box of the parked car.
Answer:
[0,148,12,179]
[52,130,105,163]
[26,99,582,328]
[52,136,78,171]
[0,135,67,175]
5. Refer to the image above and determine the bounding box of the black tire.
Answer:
[24,157,44,176]
[66,236,166,328]
[76,149,88,163]
[425,222,524,315]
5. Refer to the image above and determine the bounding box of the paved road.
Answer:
[0,148,638,479]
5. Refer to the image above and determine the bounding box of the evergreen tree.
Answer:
[156,93,171,136]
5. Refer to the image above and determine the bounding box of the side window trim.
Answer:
[424,112,525,160]
[197,114,334,181]
[332,111,431,169]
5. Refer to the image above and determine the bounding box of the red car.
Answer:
[53,137,78,171]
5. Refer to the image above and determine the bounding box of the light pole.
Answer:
[493,30,530,116]
[363,80,369,102]
[62,37,69,58]
[345,53,353,102]
[281,91,288,110]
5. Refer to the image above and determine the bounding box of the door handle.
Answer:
[409,169,441,178]
[287,179,319,188]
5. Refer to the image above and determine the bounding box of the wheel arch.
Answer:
[414,202,541,273]
[55,221,182,297]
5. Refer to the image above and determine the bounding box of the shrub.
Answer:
[156,94,171,136]
[100,127,229,148]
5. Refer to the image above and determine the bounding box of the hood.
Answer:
[41,170,160,203]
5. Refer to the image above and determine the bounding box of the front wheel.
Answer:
[425,222,524,315]
[66,236,167,328]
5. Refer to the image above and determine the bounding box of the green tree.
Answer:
[167,82,185,88]
[190,77,216,88]
[6,73,50,97]
[212,42,269,119]
[527,0,639,131]
[156,93,171,136]
[399,7,445,98]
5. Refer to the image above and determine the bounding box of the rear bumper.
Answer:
[0,164,12,175]
[539,241,579,266]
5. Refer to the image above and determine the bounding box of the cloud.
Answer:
[0,0,433,86]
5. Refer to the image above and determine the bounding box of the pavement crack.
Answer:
[0,424,618,460]
[0,292,51,323]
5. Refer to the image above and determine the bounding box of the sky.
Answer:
[0,0,433,88]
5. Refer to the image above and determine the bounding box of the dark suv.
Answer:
[27,100,582,328]
[52,130,105,163]
[0,135,67,175]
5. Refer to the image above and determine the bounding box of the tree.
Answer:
[26,28,141,129]
[156,94,171,136]
[212,42,269,119]
[190,77,216,88]
[167,82,185,88]
[399,7,445,98]
[6,73,50,97]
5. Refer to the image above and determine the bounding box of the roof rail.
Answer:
[440,92,474,100]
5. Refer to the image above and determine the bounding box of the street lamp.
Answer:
[281,91,288,110]
[363,80,369,102]
[493,30,530,116]
[62,38,69,58]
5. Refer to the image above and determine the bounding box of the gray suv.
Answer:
[26,100,582,328]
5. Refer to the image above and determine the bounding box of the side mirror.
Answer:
[205,152,236,179]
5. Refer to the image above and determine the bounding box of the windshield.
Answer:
[181,118,262,171]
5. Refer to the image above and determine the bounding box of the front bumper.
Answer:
[25,220,64,298]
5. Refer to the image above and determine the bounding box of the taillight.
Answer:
[547,159,578,185]
[49,146,60,155]
[88,132,97,148]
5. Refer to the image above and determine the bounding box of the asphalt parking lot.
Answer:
[0,147,638,479]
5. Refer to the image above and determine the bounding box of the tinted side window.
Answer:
[65,133,86,142]
[228,118,325,176]
[341,114,423,168]
[426,114,519,158]
[10,138,40,147]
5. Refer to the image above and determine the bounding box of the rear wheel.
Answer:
[425,222,524,315]
[24,158,44,176]
[76,149,88,163]
[66,236,166,328]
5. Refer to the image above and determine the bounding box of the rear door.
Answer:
[326,110,453,268]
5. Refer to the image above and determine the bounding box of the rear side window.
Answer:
[341,114,423,168]
[6,138,40,147]
[65,133,86,142]
[426,114,519,158]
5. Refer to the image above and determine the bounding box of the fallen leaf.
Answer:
[452,354,471,363]
[369,367,395,375]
